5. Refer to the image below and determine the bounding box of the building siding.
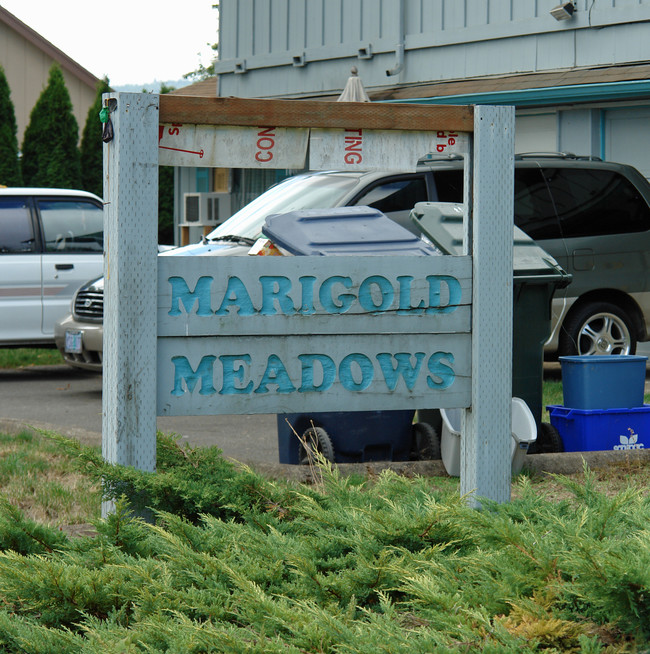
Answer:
[0,8,99,144]
[216,0,650,99]
[173,1,650,241]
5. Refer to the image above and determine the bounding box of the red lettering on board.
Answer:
[436,131,459,152]
[343,128,363,164]
[255,127,276,163]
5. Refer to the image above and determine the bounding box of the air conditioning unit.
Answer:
[182,192,231,227]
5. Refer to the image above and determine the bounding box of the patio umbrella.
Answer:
[337,66,370,102]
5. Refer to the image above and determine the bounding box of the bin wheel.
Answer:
[410,422,441,460]
[529,422,564,454]
[558,301,636,356]
[299,426,335,465]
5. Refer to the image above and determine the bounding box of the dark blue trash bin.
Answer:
[263,207,440,465]
[277,410,416,464]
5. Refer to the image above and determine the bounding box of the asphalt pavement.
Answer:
[0,364,279,464]
[1,361,649,481]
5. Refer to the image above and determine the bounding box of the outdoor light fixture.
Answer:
[550,2,576,20]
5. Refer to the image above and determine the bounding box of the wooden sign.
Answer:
[156,255,472,415]
[310,129,469,171]
[158,124,309,169]
[158,122,469,172]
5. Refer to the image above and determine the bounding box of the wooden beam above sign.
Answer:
[159,95,475,132]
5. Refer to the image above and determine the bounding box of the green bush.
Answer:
[79,77,111,198]
[0,433,647,652]
[0,65,22,187]
[21,65,81,189]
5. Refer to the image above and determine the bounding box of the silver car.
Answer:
[0,188,103,349]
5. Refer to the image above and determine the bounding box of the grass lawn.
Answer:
[0,348,63,368]
[0,430,101,532]
[0,350,647,530]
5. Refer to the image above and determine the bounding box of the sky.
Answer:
[1,0,219,88]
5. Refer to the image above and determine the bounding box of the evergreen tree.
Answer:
[158,165,175,244]
[21,64,81,189]
[80,77,111,197]
[157,84,175,244]
[183,2,219,81]
[0,66,22,186]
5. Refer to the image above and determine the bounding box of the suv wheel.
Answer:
[559,301,636,356]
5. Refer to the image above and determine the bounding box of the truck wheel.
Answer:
[299,426,335,464]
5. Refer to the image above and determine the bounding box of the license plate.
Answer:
[64,330,83,354]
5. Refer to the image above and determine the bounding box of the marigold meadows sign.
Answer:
[103,93,514,506]
[157,255,472,415]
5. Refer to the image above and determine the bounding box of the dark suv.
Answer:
[421,153,650,357]
[55,154,650,370]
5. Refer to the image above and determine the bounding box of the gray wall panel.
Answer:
[218,0,650,95]
[606,108,650,179]
[575,22,650,67]
[252,0,271,55]
[534,31,576,70]
[236,0,255,59]
[467,0,490,27]
[323,0,343,45]
[288,0,306,52]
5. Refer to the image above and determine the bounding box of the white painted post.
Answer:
[102,93,159,513]
[461,105,515,505]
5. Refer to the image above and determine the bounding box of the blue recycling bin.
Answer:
[263,207,440,464]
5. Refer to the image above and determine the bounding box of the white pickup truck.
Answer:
[0,188,103,348]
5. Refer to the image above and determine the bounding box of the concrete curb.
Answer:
[5,416,647,483]
[247,449,650,483]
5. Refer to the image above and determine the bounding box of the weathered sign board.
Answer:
[102,93,514,508]
[159,122,469,171]
[156,255,472,416]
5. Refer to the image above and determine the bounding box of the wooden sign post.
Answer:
[102,93,514,511]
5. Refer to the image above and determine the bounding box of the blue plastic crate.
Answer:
[559,355,647,410]
[548,404,650,452]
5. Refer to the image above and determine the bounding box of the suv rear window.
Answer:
[542,167,650,238]
[514,168,562,240]
[431,168,563,240]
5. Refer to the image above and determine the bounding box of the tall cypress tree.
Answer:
[21,64,81,188]
[80,77,111,197]
[157,84,176,244]
[0,66,22,186]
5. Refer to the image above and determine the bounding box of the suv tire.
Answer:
[559,301,636,356]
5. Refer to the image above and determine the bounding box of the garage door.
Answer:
[605,107,650,181]
[515,113,557,154]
